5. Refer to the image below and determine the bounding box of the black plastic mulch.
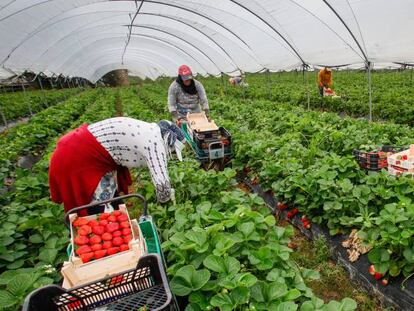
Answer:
[237,172,414,311]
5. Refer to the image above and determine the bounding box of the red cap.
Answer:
[178,65,193,80]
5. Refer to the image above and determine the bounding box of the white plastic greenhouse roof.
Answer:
[0,0,413,82]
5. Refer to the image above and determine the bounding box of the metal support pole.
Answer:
[22,83,33,116]
[221,73,227,97]
[411,67,413,85]
[37,76,48,107]
[367,62,373,122]
[266,69,272,100]
[0,103,7,129]
[305,67,310,110]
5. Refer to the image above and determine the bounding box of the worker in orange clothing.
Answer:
[318,67,333,96]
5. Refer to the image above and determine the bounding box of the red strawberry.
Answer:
[112,230,122,237]
[76,245,92,256]
[102,241,113,249]
[106,222,119,233]
[109,275,124,285]
[88,219,99,227]
[374,272,383,280]
[102,232,113,241]
[369,265,376,275]
[277,202,288,210]
[94,249,107,259]
[120,221,130,229]
[67,297,81,310]
[305,223,311,229]
[90,235,102,244]
[73,218,88,227]
[402,155,408,161]
[117,214,128,222]
[74,236,89,246]
[99,220,109,226]
[108,215,117,223]
[80,252,94,263]
[107,247,120,256]
[91,243,103,251]
[381,279,388,286]
[120,244,129,251]
[78,225,92,236]
[92,225,105,235]
[113,211,122,217]
[112,237,124,246]
[124,235,133,244]
[287,242,297,250]
[122,228,131,236]
[291,208,299,216]
[100,213,111,220]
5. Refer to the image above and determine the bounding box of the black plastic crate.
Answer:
[23,254,174,311]
[353,145,406,171]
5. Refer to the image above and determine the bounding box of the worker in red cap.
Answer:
[168,65,210,122]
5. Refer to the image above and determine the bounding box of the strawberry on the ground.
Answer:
[102,232,113,241]
[277,202,288,210]
[76,245,92,256]
[374,272,383,280]
[91,244,103,251]
[381,279,388,286]
[112,237,124,246]
[94,249,107,259]
[73,218,88,228]
[74,236,89,246]
[80,252,94,263]
[369,265,376,275]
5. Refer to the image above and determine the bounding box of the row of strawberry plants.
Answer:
[0,89,118,310]
[134,80,414,286]
[0,88,79,122]
[0,90,98,203]
[119,86,358,310]
[213,98,414,283]
[198,70,414,125]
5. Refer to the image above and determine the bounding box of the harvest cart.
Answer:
[23,194,177,311]
[179,112,233,170]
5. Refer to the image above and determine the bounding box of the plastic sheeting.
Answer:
[0,0,413,82]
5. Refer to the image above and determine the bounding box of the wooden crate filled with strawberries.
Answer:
[61,204,146,289]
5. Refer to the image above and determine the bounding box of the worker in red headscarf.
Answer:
[167,65,210,122]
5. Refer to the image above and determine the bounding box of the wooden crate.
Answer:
[187,112,219,132]
[61,205,147,289]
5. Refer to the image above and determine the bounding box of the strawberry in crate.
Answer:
[72,210,134,263]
